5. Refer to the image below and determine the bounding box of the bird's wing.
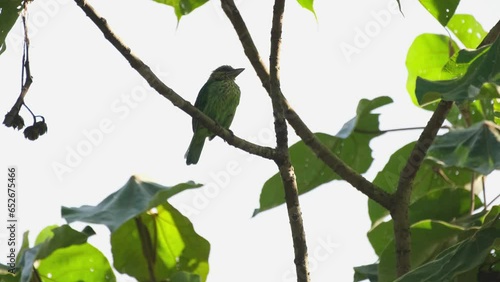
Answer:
[192,81,210,131]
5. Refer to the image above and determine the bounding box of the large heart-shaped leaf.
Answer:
[62,176,208,281]
[15,225,114,282]
[254,97,392,215]
[36,243,116,282]
[427,120,500,175]
[406,34,459,105]
[416,36,500,105]
[111,202,210,281]
[62,176,201,232]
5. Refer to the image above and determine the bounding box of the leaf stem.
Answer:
[470,172,476,214]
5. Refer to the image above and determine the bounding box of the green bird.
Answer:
[185,65,244,165]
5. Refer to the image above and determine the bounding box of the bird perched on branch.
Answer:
[185,65,244,165]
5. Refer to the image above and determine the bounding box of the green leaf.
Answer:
[409,188,482,223]
[483,205,500,226]
[170,271,201,282]
[441,46,490,80]
[296,0,316,18]
[452,209,489,229]
[394,226,500,282]
[37,244,116,282]
[418,0,459,26]
[0,262,18,281]
[445,100,494,129]
[447,14,487,49]
[336,96,393,138]
[62,176,201,232]
[111,202,209,281]
[416,36,500,105]
[368,188,479,256]
[353,263,378,282]
[34,225,95,260]
[368,142,473,226]
[379,220,465,282]
[427,121,500,175]
[171,271,202,282]
[16,225,104,282]
[62,176,208,281]
[154,0,209,21]
[368,221,393,256]
[406,34,459,105]
[254,97,392,215]
[0,0,22,56]
[16,231,30,269]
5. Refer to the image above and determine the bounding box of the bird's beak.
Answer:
[231,68,245,78]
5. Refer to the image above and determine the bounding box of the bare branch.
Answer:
[73,0,275,161]
[269,0,310,281]
[220,0,270,91]
[391,100,453,276]
[220,0,392,210]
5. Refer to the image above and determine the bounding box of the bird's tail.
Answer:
[185,132,206,165]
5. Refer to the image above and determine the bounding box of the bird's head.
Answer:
[210,65,245,81]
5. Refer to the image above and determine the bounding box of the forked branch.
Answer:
[390,19,500,276]
[220,0,392,210]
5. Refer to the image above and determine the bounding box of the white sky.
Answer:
[0,0,499,281]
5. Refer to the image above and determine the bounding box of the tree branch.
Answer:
[220,0,392,210]
[73,0,275,161]
[269,0,310,281]
[391,100,452,276]
[390,19,500,277]
[220,0,270,92]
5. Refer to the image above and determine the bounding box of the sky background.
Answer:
[0,0,499,281]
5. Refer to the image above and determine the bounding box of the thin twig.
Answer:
[73,0,275,161]
[486,193,500,209]
[32,267,42,282]
[220,0,393,210]
[3,3,33,127]
[470,172,476,214]
[269,0,310,281]
[482,176,488,211]
[354,125,451,134]
[220,0,270,91]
